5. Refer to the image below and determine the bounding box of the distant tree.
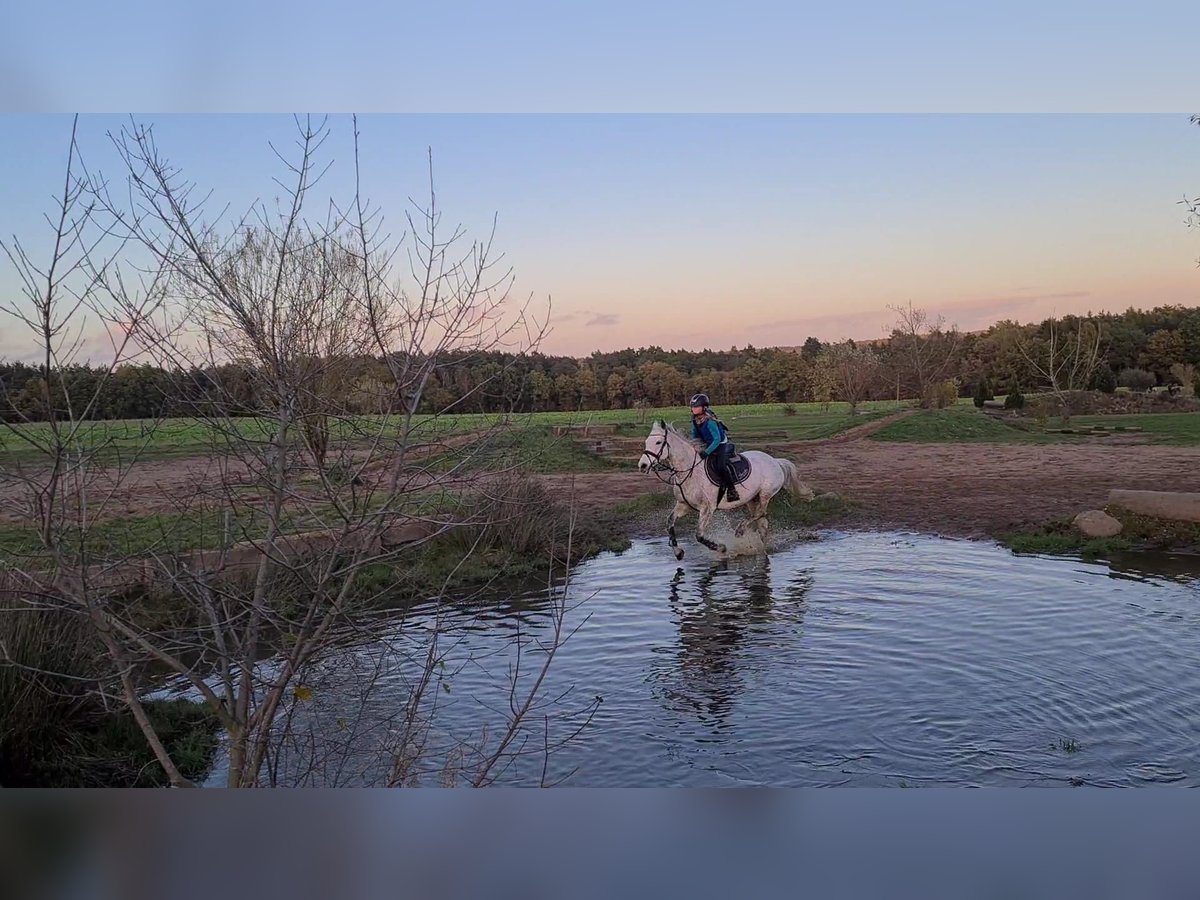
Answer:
[1139,329,1185,383]
[800,336,825,361]
[809,355,836,411]
[825,341,882,414]
[887,302,961,407]
[972,375,993,408]
[605,372,626,409]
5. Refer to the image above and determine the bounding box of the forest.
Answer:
[3,304,1199,421]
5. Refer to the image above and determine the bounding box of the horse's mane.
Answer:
[656,420,703,451]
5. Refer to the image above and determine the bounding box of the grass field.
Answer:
[0,400,916,461]
[5,401,1198,465]
[1052,413,1200,445]
[0,491,462,561]
[616,407,892,442]
[869,408,1052,444]
[869,407,1200,446]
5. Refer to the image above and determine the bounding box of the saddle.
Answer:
[704,450,751,487]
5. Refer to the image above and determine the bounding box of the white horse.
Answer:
[637,420,815,559]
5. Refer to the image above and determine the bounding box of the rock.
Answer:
[1073,510,1123,538]
[1107,490,1200,524]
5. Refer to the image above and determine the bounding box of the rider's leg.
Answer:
[715,443,739,501]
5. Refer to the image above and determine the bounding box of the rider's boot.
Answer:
[725,466,740,502]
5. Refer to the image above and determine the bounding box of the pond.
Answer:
[201,532,1200,787]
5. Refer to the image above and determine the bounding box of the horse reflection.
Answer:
[653,554,812,733]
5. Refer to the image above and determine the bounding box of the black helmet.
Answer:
[689,393,710,408]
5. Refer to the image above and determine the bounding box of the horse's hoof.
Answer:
[673,547,685,561]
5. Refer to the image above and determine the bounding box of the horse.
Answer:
[637,420,815,559]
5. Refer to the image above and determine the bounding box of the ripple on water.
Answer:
[204,531,1200,787]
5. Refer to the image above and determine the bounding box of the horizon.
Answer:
[2,114,1199,363]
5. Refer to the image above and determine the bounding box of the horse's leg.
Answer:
[695,504,727,555]
[752,493,772,542]
[668,501,691,561]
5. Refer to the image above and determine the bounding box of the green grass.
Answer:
[3,697,220,788]
[0,511,231,559]
[0,507,322,560]
[615,407,896,444]
[870,407,1044,443]
[700,409,889,442]
[1054,413,1200,446]
[765,491,852,528]
[447,425,621,474]
[0,491,457,562]
[1000,529,1132,559]
[0,417,273,461]
[0,400,930,461]
[998,509,1200,559]
[869,407,1200,447]
[85,699,220,787]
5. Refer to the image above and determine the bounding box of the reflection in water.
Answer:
[1103,551,1200,586]
[654,555,813,734]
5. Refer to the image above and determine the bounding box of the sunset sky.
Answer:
[2,114,1198,359]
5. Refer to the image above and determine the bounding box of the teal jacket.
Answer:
[691,416,726,455]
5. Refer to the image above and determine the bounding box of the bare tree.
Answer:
[2,116,594,787]
[0,116,188,784]
[1015,315,1104,424]
[886,302,961,407]
[1181,114,1200,267]
[1170,362,1197,397]
[824,341,882,415]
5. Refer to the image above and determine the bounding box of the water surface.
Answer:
[204,532,1200,787]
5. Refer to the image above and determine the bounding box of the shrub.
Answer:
[1092,366,1117,394]
[1004,383,1026,410]
[923,379,959,409]
[972,376,993,408]
[0,591,101,784]
[781,404,797,416]
[1117,368,1156,393]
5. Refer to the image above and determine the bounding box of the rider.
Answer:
[689,393,739,501]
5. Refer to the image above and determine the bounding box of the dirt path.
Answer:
[6,429,1199,539]
[798,409,917,445]
[536,425,1200,538]
[782,440,1200,537]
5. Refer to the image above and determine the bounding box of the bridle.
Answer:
[642,426,703,506]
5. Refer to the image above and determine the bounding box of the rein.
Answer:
[644,428,703,510]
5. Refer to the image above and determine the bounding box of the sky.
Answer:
[1,114,1198,360]
[3,1,1198,112]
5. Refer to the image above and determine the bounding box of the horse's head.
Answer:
[638,420,671,473]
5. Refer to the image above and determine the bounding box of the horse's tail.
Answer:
[779,458,815,501]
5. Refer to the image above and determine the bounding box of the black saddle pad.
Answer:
[704,451,751,486]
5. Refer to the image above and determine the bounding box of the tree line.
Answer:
[4,303,1200,422]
